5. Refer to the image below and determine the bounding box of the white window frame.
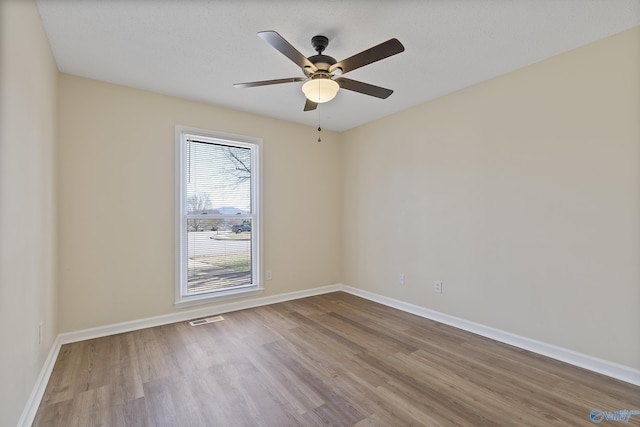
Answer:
[175,126,262,308]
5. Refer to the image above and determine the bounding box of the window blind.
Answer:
[184,139,254,295]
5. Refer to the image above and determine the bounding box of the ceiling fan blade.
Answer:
[234,77,305,88]
[258,31,317,72]
[304,98,318,111]
[335,77,393,99]
[330,38,404,75]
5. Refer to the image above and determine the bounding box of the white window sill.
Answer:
[174,286,264,309]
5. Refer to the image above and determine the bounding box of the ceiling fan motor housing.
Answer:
[305,35,338,76]
[306,55,337,75]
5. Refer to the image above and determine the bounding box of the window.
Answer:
[176,127,261,307]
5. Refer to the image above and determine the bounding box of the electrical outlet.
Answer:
[266,269,272,280]
[434,280,442,293]
[399,273,405,285]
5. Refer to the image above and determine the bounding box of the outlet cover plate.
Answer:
[434,280,442,293]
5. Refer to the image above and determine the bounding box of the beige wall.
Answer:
[341,27,640,369]
[57,75,342,332]
[0,0,59,425]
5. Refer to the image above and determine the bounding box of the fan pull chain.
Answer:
[317,101,322,142]
[317,81,322,142]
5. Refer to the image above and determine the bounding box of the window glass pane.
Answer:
[186,218,252,294]
[187,141,251,214]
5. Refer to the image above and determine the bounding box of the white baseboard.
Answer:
[17,336,62,427]
[22,282,639,427]
[58,284,342,344]
[340,285,640,387]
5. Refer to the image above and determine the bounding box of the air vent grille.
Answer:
[189,315,224,326]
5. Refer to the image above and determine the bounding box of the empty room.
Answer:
[1,0,639,426]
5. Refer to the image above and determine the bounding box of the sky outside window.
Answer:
[187,140,251,213]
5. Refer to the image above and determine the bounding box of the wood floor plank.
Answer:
[109,397,148,427]
[34,292,640,426]
[263,339,369,424]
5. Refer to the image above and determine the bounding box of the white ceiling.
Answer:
[36,0,640,132]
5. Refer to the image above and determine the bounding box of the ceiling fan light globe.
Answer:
[302,79,339,103]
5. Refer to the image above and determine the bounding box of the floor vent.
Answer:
[189,316,224,326]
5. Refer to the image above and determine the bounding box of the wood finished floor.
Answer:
[34,292,640,426]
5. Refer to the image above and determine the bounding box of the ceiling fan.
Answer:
[234,31,405,111]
